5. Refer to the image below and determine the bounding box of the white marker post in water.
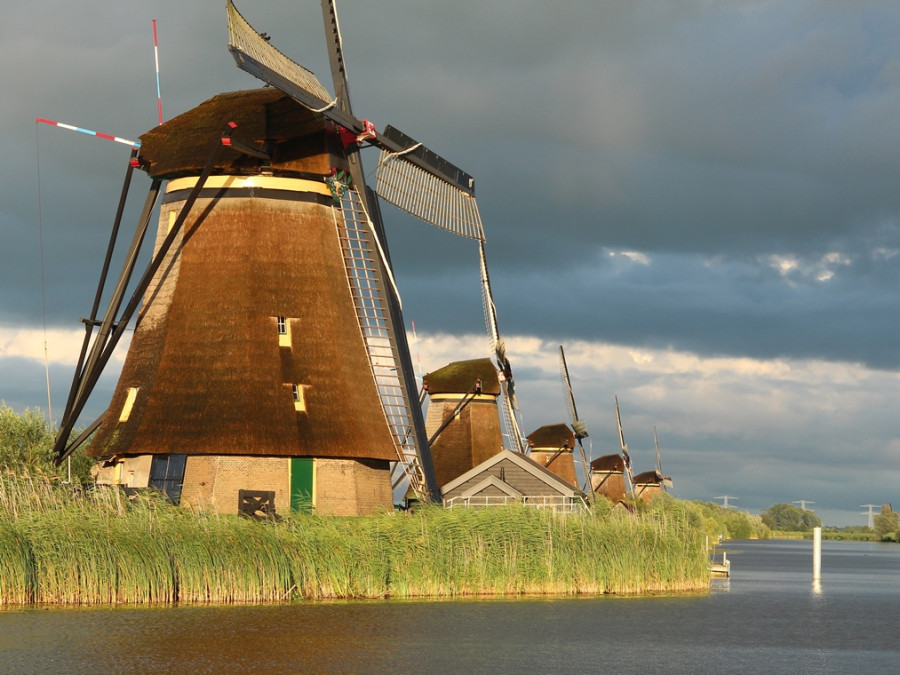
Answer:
[813,526,822,581]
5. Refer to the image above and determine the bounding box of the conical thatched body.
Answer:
[423,358,504,488]
[90,89,396,515]
[590,453,626,503]
[526,423,578,487]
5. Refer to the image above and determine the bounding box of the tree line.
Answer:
[0,404,93,482]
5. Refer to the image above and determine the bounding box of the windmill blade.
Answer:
[615,395,635,494]
[654,426,662,474]
[653,426,673,491]
[376,131,484,241]
[226,0,475,198]
[480,240,524,452]
[559,345,587,440]
[559,345,592,500]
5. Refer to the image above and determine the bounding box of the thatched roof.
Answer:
[590,453,625,472]
[632,470,669,485]
[526,423,575,450]
[424,358,500,396]
[137,89,334,179]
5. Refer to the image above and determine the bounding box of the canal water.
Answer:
[1,538,898,673]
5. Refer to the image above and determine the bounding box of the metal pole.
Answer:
[813,526,822,581]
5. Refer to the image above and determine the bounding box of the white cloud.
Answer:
[607,249,651,265]
[0,327,130,366]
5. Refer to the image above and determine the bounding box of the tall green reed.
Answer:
[0,474,709,605]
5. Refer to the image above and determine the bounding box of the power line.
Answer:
[860,504,879,529]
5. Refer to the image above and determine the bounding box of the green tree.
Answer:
[0,403,94,482]
[873,505,899,541]
[761,503,822,532]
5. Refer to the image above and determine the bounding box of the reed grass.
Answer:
[0,474,710,606]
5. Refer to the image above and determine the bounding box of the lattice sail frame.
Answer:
[227,1,333,104]
[375,149,485,241]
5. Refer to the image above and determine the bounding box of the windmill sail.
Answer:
[653,426,673,490]
[615,395,635,495]
[376,132,484,240]
[480,240,525,452]
[226,0,473,195]
[559,345,592,498]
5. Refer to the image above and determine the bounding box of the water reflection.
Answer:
[1,539,899,673]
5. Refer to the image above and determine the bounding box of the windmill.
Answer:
[49,1,515,515]
[614,395,635,496]
[525,423,580,489]
[631,426,672,503]
[558,345,592,500]
[421,358,505,489]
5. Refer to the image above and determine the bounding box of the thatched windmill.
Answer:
[590,454,627,503]
[422,358,505,488]
[525,423,579,488]
[50,1,513,516]
[632,427,673,503]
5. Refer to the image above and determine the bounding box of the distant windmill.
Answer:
[715,496,738,509]
[559,345,592,499]
[614,396,634,495]
[792,500,815,511]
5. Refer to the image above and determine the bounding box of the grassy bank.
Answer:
[0,475,709,605]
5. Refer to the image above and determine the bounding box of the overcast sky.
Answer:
[3,1,900,525]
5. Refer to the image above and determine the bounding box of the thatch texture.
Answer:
[138,89,334,179]
[632,471,669,503]
[423,358,500,396]
[590,453,625,473]
[89,180,396,461]
[526,423,575,450]
[527,423,578,487]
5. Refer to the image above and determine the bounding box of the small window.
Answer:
[292,384,307,412]
[119,387,139,422]
[277,316,292,347]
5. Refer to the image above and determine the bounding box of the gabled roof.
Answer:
[460,475,523,499]
[440,448,582,497]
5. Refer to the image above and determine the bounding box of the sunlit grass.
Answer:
[0,474,710,605]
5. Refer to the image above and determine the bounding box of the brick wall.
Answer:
[181,455,290,514]
[315,458,392,515]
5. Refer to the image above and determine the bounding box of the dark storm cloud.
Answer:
[4,1,900,525]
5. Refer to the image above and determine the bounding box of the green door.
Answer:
[290,458,315,513]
